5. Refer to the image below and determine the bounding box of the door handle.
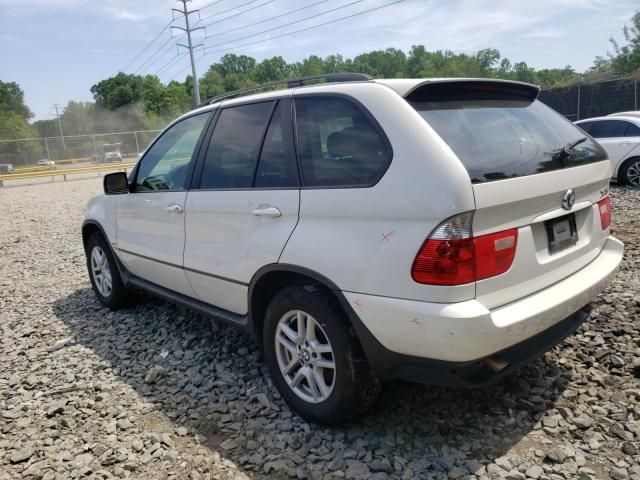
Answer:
[166,204,184,214]
[252,205,281,217]
[621,142,632,146]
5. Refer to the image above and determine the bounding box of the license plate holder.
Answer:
[546,214,578,254]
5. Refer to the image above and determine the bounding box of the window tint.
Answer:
[200,102,274,189]
[135,113,209,192]
[254,103,298,188]
[295,97,391,187]
[625,122,640,137]
[589,120,630,138]
[413,99,607,183]
[576,121,593,134]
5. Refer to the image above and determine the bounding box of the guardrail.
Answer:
[0,162,136,186]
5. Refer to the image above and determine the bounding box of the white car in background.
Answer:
[37,159,55,167]
[575,116,640,186]
[607,111,640,118]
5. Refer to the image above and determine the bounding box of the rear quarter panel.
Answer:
[280,83,476,303]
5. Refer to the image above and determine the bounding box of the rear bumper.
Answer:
[343,235,623,385]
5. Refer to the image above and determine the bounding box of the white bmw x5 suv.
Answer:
[83,73,623,424]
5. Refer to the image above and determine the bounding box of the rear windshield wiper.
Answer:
[553,137,587,166]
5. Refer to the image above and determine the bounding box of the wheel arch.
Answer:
[82,220,129,284]
[616,155,640,184]
[248,264,349,346]
[82,220,109,252]
[247,263,393,379]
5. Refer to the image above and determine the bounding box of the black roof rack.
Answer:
[199,72,372,107]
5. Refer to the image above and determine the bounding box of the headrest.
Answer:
[327,127,383,158]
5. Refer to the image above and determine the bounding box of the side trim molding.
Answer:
[118,248,249,286]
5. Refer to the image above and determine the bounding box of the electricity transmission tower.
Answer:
[172,0,204,106]
[51,104,66,150]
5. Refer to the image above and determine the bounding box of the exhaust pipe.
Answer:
[483,356,509,372]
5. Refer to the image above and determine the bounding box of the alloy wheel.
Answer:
[90,246,113,297]
[626,161,640,186]
[274,310,336,403]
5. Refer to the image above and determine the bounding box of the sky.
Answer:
[0,0,637,121]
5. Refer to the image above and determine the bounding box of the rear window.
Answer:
[411,96,607,183]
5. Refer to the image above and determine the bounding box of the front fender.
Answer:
[84,194,118,247]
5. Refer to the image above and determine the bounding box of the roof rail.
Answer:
[199,72,372,107]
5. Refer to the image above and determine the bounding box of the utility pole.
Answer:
[172,0,204,106]
[51,104,66,150]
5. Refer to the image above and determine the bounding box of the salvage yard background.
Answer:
[0,177,638,480]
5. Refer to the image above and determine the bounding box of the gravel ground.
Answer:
[0,178,639,480]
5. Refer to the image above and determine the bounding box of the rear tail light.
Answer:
[597,196,611,230]
[411,212,518,286]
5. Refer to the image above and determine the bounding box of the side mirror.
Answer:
[104,172,129,195]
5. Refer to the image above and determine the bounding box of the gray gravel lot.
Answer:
[0,178,639,480]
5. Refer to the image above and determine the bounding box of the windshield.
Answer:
[412,98,607,183]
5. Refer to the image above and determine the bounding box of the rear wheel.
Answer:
[263,284,380,424]
[86,232,128,309]
[619,157,640,187]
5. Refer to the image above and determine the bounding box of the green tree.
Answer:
[609,11,640,74]
[254,56,291,83]
[0,81,39,155]
[0,81,32,119]
[352,48,407,77]
[90,72,145,110]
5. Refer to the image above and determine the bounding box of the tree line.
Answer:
[1,10,638,153]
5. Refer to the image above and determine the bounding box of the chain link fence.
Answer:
[0,130,161,168]
[539,75,640,121]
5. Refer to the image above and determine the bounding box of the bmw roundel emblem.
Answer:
[562,189,576,210]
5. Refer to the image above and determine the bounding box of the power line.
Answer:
[203,0,364,50]
[170,53,207,81]
[168,1,405,86]
[156,52,190,77]
[202,0,406,58]
[198,0,267,24]
[204,0,330,39]
[119,21,174,72]
[195,0,229,11]
[199,0,274,29]
[134,35,181,75]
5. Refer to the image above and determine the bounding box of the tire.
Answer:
[85,232,128,309]
[263,284,380,424]
[619,157,640,187]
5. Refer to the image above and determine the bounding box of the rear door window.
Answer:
[200,101,274,189]
[412,97,607,183]
[294,96,391,187]
[254,102,299,188]
[589,120,630,139]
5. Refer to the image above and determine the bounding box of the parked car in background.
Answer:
[83,74,623,424]
[607,111,640,118]
[37,159,55,167]
[575,116,640,186]
[91,143,123,163]
[0,163,14,173]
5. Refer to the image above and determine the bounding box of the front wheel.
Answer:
[85,233,128,309]
[263,285,380,424]
[619,157,640,187]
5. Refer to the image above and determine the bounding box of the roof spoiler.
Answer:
[405,80,540,103]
